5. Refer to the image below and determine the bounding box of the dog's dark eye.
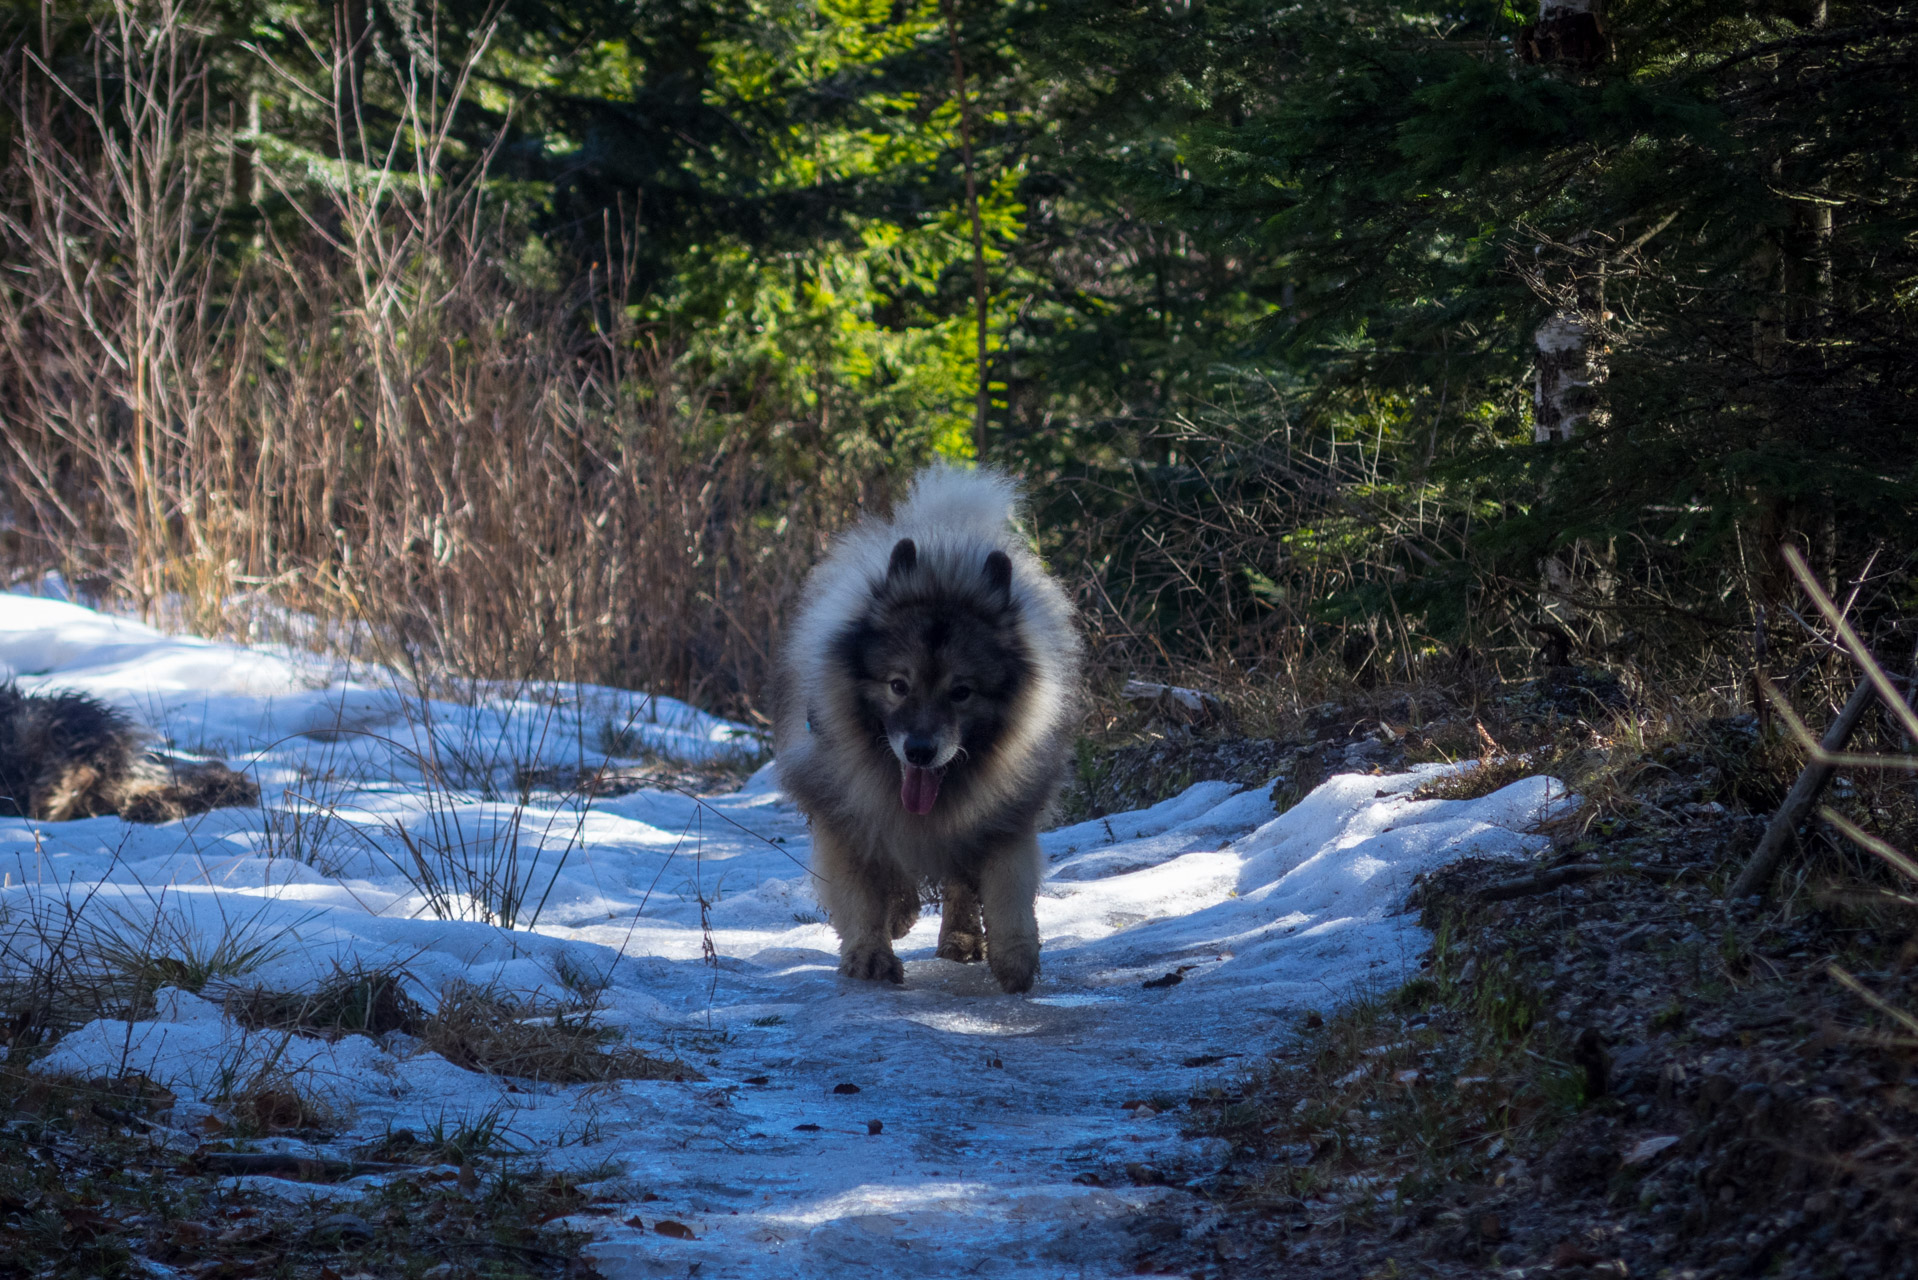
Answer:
[949,686,972,704]
[889,679,909,697]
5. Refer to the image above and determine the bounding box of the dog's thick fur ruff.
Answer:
[0,683,259,823]
[773,466,1081,993]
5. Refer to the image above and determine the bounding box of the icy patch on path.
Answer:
[0,595,1571,1277]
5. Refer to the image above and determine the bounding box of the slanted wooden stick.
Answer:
[1730,675,1876,901]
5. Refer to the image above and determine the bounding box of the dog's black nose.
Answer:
[903,736,938,766]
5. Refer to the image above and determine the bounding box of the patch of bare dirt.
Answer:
[1128,757,1916,1280]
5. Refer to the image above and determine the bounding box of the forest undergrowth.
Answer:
[1076,616,1918,1279]
[5,1,1913,730]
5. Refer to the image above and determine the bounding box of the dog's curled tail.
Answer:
[893,463,1020,538]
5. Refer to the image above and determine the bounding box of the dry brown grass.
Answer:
[229,968,694,1086]
[422,984,692,1085]
[227,966,422,1039]
[0,1,864,722]
[0,1063,609,1280]
[1412,754,1538,803]
[228,1071,337,1135]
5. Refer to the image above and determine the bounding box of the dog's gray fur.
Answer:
[773,466,1081,993]
[0,682,258,823]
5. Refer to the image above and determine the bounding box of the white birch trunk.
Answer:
[1533,311,1600,443]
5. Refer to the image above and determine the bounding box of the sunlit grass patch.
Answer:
[1412,755,1537,803]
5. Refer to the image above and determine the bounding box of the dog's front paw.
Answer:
[988,941,1038,994]
[841,943,905,984]
[936,930,985,964]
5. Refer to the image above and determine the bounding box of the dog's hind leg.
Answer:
[886,879,921,941]
[979,833,1042,993]
[936,879,985,963]
[812,824,907,984]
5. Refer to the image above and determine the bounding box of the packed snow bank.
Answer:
[0,593,757,777]
[1036,766,1567,1006]
[1,594,1571,1278]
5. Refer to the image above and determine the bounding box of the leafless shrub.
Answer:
[1749,545,1918,966]
[1041,379,1507,731]
[1051,395,1364,679]
[0,1,858,722]
[1724,548,1918,1202]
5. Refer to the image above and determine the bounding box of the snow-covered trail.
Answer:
[571,768,1566,1278]
[0,595,1568,1277]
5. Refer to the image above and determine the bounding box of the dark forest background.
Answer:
[1,0,1913,722]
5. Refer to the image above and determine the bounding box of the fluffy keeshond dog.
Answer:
[0,682,257,823]
[773,466,1081,994]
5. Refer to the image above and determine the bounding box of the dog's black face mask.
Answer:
[834,539,1029,815]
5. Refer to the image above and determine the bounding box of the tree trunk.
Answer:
[1525,0,1612,442]
[1522,0,1610,69]
[1525,2,1614,654]
[1532,310,1600,443]
[941,0,991,459]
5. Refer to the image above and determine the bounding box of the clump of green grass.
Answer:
[381,1103,520,1164]
[1,890,312,1050]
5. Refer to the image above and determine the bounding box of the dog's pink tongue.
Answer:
[900,765,942,815]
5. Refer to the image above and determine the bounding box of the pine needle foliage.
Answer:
[0,0,1910,690]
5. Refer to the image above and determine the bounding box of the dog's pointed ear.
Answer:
[887,538,918,580]
[983,550,1013,600]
